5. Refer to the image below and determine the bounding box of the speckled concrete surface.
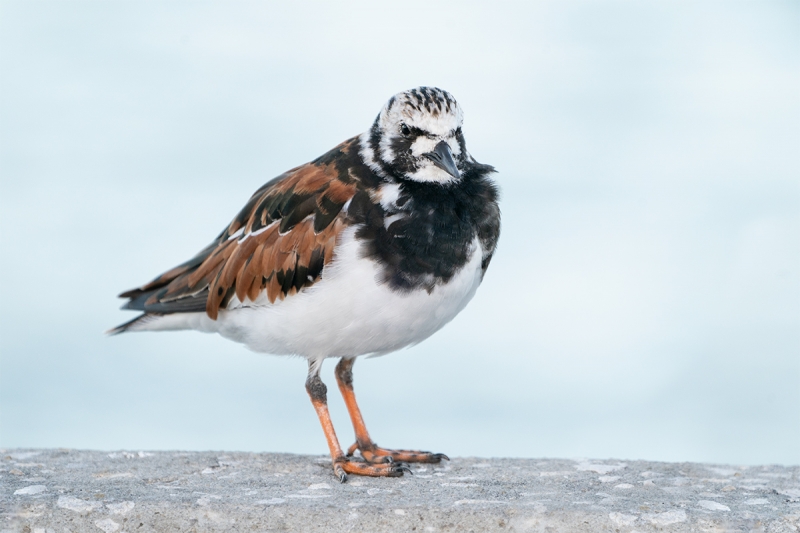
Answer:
[1,449,798,532]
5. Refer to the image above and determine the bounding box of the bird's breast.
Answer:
[353,196,478,294]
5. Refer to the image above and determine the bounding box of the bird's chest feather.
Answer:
[352,183,480,293]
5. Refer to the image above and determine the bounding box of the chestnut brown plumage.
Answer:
[119,139,358,320]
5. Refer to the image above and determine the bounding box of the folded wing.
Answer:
[119,141,359,320]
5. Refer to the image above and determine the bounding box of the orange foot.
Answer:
[332,456,410,482]
[347,441,449,464]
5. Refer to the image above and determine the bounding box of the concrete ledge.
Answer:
[2,449,798,532]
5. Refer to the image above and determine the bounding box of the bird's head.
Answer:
[361,87,467,185]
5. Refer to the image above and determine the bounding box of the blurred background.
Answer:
[1,1,798,465]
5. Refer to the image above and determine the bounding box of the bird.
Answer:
[111,86,501,482]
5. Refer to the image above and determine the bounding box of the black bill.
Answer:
[423,141,461,180]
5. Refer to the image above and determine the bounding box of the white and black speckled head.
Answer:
[360,87,469,184]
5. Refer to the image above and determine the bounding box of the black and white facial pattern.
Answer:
[360,87,470,185]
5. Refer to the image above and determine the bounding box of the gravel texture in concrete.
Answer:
[1,449,798,532]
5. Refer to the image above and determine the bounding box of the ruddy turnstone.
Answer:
[112,87,500,482]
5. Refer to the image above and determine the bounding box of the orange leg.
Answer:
[335,358,449,465]
[305,361,410,482]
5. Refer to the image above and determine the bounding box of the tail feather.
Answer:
[106,313,163,335]
[121,288,209,314]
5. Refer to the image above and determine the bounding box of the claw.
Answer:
[335,464,348,483]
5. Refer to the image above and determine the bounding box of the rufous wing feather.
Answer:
[119,138,360,320]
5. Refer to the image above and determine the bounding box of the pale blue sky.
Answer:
[1,0,798,465]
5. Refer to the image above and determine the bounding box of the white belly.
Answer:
[144,226,485,360]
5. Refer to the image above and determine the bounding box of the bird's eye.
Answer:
[400,123,411,136]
